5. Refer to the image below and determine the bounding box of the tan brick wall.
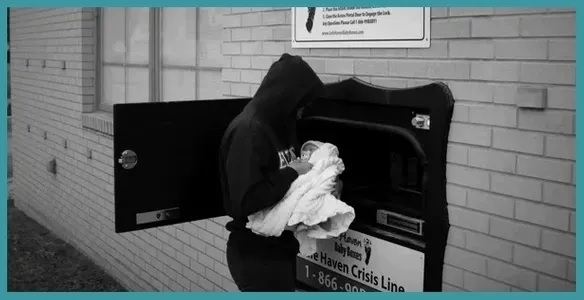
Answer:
[221,7,576,291]
[10,7,576,292]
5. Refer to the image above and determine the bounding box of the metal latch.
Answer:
[118,150,138,170]
[376,209,425,236]
[411,114,430,130]
[136,207,181,225]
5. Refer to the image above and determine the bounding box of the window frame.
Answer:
[95,8,223,112]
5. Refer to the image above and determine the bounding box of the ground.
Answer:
[7,186,127,291]
[7,117,127,292]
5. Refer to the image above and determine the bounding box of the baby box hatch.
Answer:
[111,77,454,292]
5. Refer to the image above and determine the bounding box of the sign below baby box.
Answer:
[296,228,425,292]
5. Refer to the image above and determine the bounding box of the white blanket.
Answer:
[246,142,355,256]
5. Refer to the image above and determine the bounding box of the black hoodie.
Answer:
[218,53,324,252]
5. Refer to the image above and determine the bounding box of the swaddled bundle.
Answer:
[246,140,355,256]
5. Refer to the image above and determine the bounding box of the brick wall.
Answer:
[10,8,238,292]
[10,7,576,292]
[221,7,576,291]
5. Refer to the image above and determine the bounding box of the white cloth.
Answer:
[246,142,355,256]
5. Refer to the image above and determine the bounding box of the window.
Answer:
[97,8,224,112]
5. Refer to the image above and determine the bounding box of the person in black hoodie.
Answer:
[218,53,326,291]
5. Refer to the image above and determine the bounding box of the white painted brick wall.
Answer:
[221,7,576,292]
[10,7,576,293]
[10,8,237,292]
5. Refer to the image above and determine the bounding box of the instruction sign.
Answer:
[296,229,425,292]
[291,7,430,48]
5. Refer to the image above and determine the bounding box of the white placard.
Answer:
[291,7,430,48]
[297,228,425,292]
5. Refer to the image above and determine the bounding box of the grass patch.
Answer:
[8,189,127,292]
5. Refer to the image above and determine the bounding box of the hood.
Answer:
[246,53,325,127]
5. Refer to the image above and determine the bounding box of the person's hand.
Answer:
[332,179,343,198]
[289,159,313,175]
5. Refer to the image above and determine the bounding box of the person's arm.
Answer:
[224,133,299,220]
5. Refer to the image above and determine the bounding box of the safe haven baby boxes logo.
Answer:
[333,232,372,266]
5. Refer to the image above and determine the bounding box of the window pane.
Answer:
[162,69,196,102]
[102,8,126,64]
[197,70,222,99]
[161,8,197,66]
[126,67,150,103]
[102,65,125,106]
[198,8,224,68]
[126,8,150,65]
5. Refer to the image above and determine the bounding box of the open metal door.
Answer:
[113,98,250,233]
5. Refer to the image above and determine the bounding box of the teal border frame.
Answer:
[1,0,580,297]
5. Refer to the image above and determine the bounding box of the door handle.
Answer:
[118,150,138,170]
